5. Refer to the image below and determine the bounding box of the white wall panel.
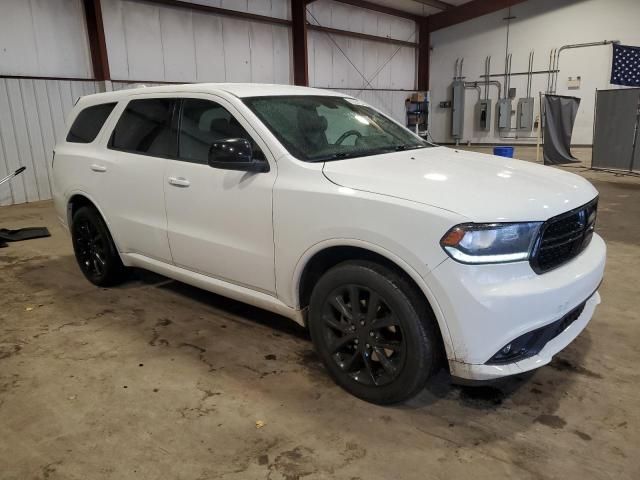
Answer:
[305,0,417,132]
[346,39,366,88]
[160,8,198,82]
[272,25,291,84]
[306,0,416,96]
[223,18,252,82]
[430,0,640,145]
[308,31,415,91]
[102,0,292,84]
[102,0,130,79]
[249,23,275,83]
[0,78,98,206]
[0,0,92,79]
[336,88,410,125]
[122,2,166,81]
[192,12,226,82]
[307,0,415,42]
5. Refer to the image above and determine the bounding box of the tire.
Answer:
[308,260,439,405]
[71,205,127,287]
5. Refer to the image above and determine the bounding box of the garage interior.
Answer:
[1,0,639,479]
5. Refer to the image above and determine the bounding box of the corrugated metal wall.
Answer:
[306,0,416,123]
[331,88,413,126]
[102,0,292,84]
[307,0,416,90]
[0,0,93,78]
[0,0,418,206]
[0,78,99,206]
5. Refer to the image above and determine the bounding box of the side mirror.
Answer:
[208,138,269,173]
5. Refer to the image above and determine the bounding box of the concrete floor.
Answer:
[1,147,639,479]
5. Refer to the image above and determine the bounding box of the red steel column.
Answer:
[417,18,430,91]
[291,0,309,86]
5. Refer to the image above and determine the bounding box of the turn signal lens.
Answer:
[440,227,465,247]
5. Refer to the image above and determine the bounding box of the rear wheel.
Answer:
[71,205,126,287]
[308,260,438,404]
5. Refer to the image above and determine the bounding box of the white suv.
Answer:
[53,84,605,404]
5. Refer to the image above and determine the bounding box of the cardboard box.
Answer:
[407,113,424,125]
[410,92,426,103]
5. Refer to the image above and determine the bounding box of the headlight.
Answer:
[440,222,543,264]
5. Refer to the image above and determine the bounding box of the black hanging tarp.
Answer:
[543,94,581,165]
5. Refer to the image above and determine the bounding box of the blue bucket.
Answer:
[493,146,514,158]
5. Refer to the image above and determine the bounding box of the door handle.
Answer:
[168,176,190,187]
[90,164,107,172]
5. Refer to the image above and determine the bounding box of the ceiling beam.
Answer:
[330,0,420,21]
[146,0,291,26]
[429,0,528,31]
[412,0,454,11]
[307,24,417,48]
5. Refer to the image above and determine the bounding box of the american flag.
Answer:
[611,44,640,87]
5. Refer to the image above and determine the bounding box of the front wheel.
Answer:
[308,260,439,405]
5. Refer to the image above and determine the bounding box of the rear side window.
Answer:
[109,98,177,157]
[66,102,116,143]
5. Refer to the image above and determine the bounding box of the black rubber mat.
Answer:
[0,227,51,242]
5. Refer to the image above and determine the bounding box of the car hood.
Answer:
[322,146,598,222]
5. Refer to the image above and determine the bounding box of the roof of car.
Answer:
[79,83,348,105]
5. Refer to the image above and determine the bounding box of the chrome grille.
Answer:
[530,198,598,274]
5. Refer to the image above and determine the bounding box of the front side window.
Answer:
[66,102,116,143]
[243,96,432,162]
[109,98,177,157]
[178,98,265,164]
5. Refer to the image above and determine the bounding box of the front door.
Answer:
[163,96,277,293]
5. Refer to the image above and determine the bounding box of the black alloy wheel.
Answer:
[320,284,405,387]
[71,205,126,286]
[309,260,439,405]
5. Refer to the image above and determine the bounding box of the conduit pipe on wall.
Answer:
[550,40,620,93]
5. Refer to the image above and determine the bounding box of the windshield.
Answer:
[242,95,433,162]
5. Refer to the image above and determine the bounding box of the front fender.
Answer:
[289,237,456,362]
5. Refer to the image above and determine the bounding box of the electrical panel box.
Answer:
[477,99,492,131]
[497,99,512,130]
[451,80,465,139]
[517,97,535,130]
[567,76,581,90]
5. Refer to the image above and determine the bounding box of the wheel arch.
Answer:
[293,240,455,362]
[66,192,126,261]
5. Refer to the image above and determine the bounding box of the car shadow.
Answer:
[15,254,593,423]
[126,267,310,341]
[127,268,592,417]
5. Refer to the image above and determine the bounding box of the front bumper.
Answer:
[426,233,606,381]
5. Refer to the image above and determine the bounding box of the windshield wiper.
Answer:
[313,145,426,162]
[388,144,425,152]
[312,152,356,162]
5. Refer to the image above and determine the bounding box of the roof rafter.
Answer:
[429,0,528,31]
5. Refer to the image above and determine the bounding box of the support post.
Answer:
[291,0,309,86]
[83,0,111,85]
[417,18,430,91]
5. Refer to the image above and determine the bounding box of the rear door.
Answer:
[163,95,277,293]
[93,95,176,262]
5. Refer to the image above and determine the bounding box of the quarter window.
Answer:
[178,99,265,164]
[109,99,177,157]
[66,102,116,143]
